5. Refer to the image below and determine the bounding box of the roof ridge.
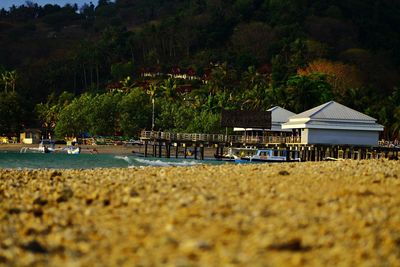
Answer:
[267,106,279,111]
[308,101,334,118]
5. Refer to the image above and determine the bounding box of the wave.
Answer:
[114,156,133,165]
[132,157,202,167]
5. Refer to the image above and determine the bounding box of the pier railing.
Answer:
[140,131,301,144]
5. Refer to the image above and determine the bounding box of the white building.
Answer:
[282,101,384,146]
[234,106,295,135]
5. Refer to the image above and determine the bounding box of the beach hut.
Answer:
[234,106,296,135]
[20,129,42,144]
[282,101,384,146]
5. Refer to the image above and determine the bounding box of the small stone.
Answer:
[268,238,310,252]
[103,199,111,206]
[130,189,140,197]
[278,170,290,176]
[21,240,47,254]
[7,207,21,214]
[50,171,62,178]
[32,208,43,218]
[56,186,73,203]
[33,197,48,206]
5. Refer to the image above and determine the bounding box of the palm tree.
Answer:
[240,66,269,110]
[1,70,17,93]
[160,78,177,100]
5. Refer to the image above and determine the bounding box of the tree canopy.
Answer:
[1,0,400,139]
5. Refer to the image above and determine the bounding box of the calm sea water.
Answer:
[0,151,224,169]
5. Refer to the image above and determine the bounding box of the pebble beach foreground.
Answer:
[1,161,400,266]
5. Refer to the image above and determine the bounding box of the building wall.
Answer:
[20,131,42,144]
[301,128,380,146]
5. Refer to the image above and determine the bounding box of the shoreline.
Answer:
[0,143,218,157]
[0,143,149,155]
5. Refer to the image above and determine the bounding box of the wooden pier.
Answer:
[139,131,399,161]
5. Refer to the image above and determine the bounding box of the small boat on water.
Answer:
[20,140,81,154]
[20,140,57,153]
[214,147,257,161]
[247,149,301,163]
[66,146,80,154]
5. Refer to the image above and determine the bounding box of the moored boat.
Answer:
[214,147,257,161]
[20,140,56,153]
[248,149,301,162]
[66,146,81,154]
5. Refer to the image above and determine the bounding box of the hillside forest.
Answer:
[1,0,400,140]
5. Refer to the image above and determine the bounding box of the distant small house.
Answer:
[20,129,42,144]
[282,101,384,146]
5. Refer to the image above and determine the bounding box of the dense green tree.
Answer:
[239,66,269,110]
[156,98,194,132]
[186,110,221,133]
[110,61,134,81]
[118,88,151,136]
[230,22,275,65]
[35,91,74,136]
[0,92,23,136]
[286,73,333,113]
[87,93,122,135]
[54,94,92,138]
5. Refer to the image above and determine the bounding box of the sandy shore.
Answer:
[0,143,217,157]
[1,160,400,266]
[0,143,140,155]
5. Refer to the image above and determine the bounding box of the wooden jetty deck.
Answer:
[140,131,301,145]
[139,130,399,161]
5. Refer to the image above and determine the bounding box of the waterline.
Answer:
[0,152,222,169]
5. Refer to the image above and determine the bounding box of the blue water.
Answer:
[0,151,224,169]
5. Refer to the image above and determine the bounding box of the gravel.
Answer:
[1,160,399,266]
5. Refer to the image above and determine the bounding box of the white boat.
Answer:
[66,146,80,154]
[215,147,257,161]
[20,140,81,154]
[20,140,56,153]
[248,149,301,162]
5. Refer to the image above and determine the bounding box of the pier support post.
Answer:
[175,143,179,158]
[144,141,148,157]
[194,145,198,160]
[286,147,290,161]
[158,142,162,158]
[166,142,170,158]
[312,147,316,161]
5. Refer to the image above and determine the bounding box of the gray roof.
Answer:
[267,106,296,124]
[283,101,384,131]
[289,101,376,121]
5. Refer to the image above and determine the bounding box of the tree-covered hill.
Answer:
[1,0,400,139]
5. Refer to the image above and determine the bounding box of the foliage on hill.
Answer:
[1,0,400,139]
